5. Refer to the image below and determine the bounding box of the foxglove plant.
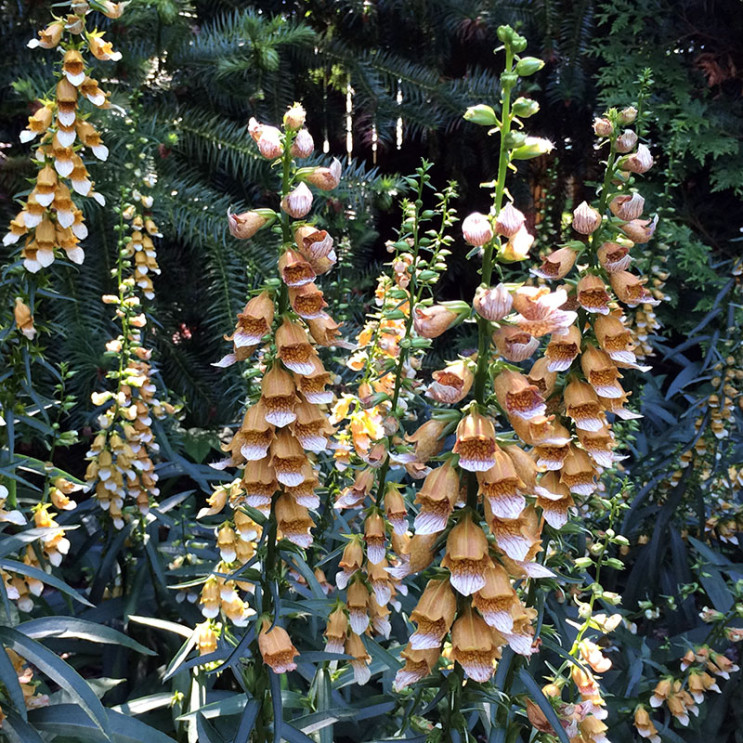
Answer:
[327,164,458,683]
[192,104,346,734]
[381,25,663,742]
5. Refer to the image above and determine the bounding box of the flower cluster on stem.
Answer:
[4,0,124,271]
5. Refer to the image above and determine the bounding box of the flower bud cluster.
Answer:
[3,3,122,271]
[198,106,345,671]
[85,184,174,528]
[0,649,50,725]
[0,479,80,613]
[638,644,740,733]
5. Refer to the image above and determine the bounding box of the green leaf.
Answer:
[270,669,283,743]
[128,615,193,639]
[281,723,315,743]
[111,693,174,716]
[196,713,228,743]
[0,559,93,607]
[235,698,260,741]
[18,617,155,656]
[315,667,333,743]
[1,709,44,742]
[28,704,177,743]
[162,632,198,681]
[0,628,112,739]
[0,640,28,720]
[176,693,247,720]
[518,668,570,743]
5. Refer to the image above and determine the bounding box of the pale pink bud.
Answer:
[609,192,645,221]
[495,202,526,238]
[281,182,313,218]
[621,144,653,174]
[291,129,314,158]
[473,284,513,321]
[227,208,274,239]
[301,159,342,190]
[572,201,602,235]
[248,117,284,160]
[621,215,658,243]
[618,106,637,124]
[593,118,613,137]
[413,303,468,338]
[462,212,493,246]
[227,209,268,239]
[615,129,638,153]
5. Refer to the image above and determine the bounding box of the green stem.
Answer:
[473,47,515,406]
[588,137,619,265]
[373,183,427,508]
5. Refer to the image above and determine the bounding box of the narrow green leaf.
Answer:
[0,641,28,720]
[176,693,246,720]
[111,693,174,716]
[518,668,570,743]
[29,704,177,742]
[196,713,226,743]
[128,615,193,639]
[315,667,333,743]
[270,669,283,743]
[281,723,315,743]
[18,617,155,656]
[2,709,44,742]
[0,628,112,739]
[162,632,198,681]
[235,698,260,742]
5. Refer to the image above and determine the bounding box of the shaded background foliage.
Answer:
[0,0,742,740]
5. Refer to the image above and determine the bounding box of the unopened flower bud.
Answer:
[512,97,540,118]
[290,129,314,158]
[619,106,637,124]
[281,182,313,218]
[462,212,493,246]
[572,201,602,235]
[297,159,342,190]
[227,208,274,239]
[413,302,468,338]
[609,192,645,221]
[621,143,653,174]
[515,57,545,76]
[615,129,638,153]
[248,117,284,160]
[283,103,306,131]
[494,203,525,238]
[593,117,613,137]
[511,136,554,160]
[474,283,513,321]
[464,104,498,127]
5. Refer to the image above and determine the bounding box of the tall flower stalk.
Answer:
[383,25,661,743]
[4,0,123,271]
[328,163,458,682]
[193,104,345,734]
[85,173,174,530]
